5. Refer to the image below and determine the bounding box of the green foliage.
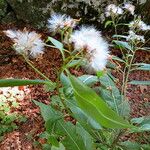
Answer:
[34,101,93,150]
[120,141,150,150]
[132,63,150,71]
[69,74,133,129]
[113,40,132,51]
[1,2,150,149]
[0,79,54,88]
[0,93,26,141]
[129,80,150,85]
[47,37,65,59]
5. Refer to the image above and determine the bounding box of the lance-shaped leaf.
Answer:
[34,101,89,150]
[112,55,125,63]
[132,63,150,71]
[113,40,132,51]
[69,75,135,129]
[0,79,55,88]
[47,37,65,59]
[129,80,150,85]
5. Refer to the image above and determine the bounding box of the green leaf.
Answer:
[113,40,132,51]
[56,121,86,150]
[132,63,150,71]
[121,141,150,150]
[48,37,63,50]
[136,47,150,52]
[34,101,88,150]
[139,124,150,131]
[60,72,71,87]
[69,103,102,130]
[104,20,113,28]
[106,61,117,69]
[48,135,59,147]
[69,75,134,129]
[66,60,81,68]
[78,75,98,86]
[0,79,53,87]
[33,100,61,122]
[121,141,141,150]
[131,117,150,132]
[112,35,128,39]
[51,95,65,109]
[51,143,65,150]
[42,144,51,150]
[47,37,64,59]
[98,74,129,116]
[129,80,150,85]
[76,123,93,150]
[131,117,145,124]
[112,55,125,63]
[96,71,105,78]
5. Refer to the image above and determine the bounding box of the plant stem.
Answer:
[110,130,124,150]
[112,18,125,60]
[23,55,54,85]
[44,44,56,49]
[123,51,136,98]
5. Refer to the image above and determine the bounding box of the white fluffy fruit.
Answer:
[70,26,109,73]
[4,29,45,58]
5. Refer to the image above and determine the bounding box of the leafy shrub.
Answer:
[1,2,150,149]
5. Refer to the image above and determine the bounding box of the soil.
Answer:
[0,23,150,149]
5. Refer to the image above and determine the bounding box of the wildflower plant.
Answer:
[1,8,150,150]
[104,3,150,148]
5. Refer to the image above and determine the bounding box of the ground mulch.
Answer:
[0,24,150,149]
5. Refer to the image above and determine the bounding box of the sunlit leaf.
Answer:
[105,20,113,28]
[69,75,135,129]
[51,143,65,150]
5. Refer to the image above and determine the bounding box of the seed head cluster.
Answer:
[105,3,135,17]
[4,29,45,58]
[48,13,76,32]
[105,4,123,17]
[129,20,150,31]
[127,30,145,43]
[70,26,109,72]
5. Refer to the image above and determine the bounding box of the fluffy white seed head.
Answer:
[105,4,123,17]
[4,29,45,58]
[126,30,145,43]
[129,19,150,31]
[70,26,100,51]
[48,13,76,32]
[70,26,109,72]
[123,3,135,15]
